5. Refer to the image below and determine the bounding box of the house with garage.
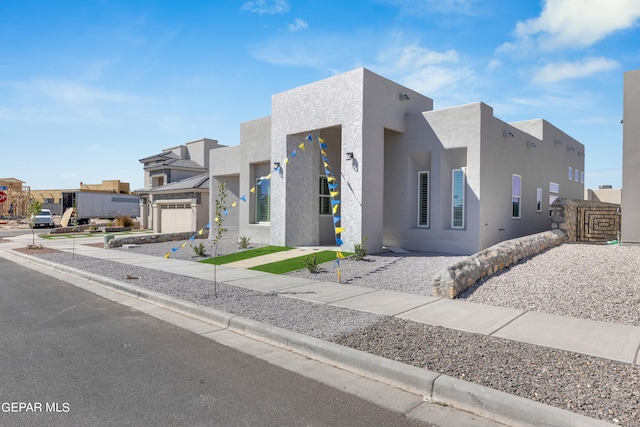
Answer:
[137,138,224,233]
[210,68,585,255]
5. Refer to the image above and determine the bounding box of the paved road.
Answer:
[0,258,430,427]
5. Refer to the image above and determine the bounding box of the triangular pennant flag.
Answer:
[306,134,313,141]
[181,242,187,248]
[240,195,246,202]
[337,250,345,259]
[328,183,338,190]
[198,228,204,235]
[327,176,336,182]
[206,223,211,228]
[331,200,341,206]
[164,253,171,258]
[189,235,195,241]
[322,156,328,162]
[330,191,339,197]
[318,137,325,143]
[266,173,272,179]
[336,237,343,245]
[298,142,305,150]
[333,259,340,268]
[231,201,237,207]
[223,209,229,215]
[284,158,289,164]
[333,204,339,214]
[320,143,328,149]
[171,247,179,252]
[335,227,345,234]
[250,187,256,193]
[333,215,341,223]
[323,162,330,168]
[291,150,297,157]
[214,217,220,222]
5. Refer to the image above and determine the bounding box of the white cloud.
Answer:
[533,57,619,84]
[241,0,289,15]
[512,0,640,50]
[289,18,308,32]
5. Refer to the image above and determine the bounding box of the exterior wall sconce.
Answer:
[567,146,576,152]
[399,93,410,100]
[503,129,514,138]
[273,162,280,170]
[554,139,563,145]
[346,152,354,161]
[527,141,536,148]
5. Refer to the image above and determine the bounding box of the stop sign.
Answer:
[0,192,6,203]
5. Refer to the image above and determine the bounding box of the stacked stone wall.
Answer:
[106,231,209,248]
[432,230,565,298]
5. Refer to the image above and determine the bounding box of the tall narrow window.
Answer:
[418,171,430,227]
[512,174,521,219]
[256,177,270,223]
[452,169,465,228]
[580,171,584,184]
[536,188,543,212]
[549,182,559,216]
[319,176,331,215]
[568,167,573,180]
[575,169,579,182]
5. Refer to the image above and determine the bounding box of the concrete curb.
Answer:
[4,250,609,427]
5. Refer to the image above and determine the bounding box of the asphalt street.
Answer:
[0,257,429,427]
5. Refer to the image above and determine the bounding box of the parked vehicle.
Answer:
[32,209,55,228]
[61,191,140,225]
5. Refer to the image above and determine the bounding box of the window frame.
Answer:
[536,188,543,212]
[255,176,270,223]
[319,176,331,215]
[417,171,430,228]
[512,174,522,219]
[568,167,573,180]
[451,169,465,229]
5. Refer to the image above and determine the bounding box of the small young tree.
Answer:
[27,199,42,247]
[211,181,228,297]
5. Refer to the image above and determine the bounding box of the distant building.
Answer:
[0,177,30,217]
[209,68,585,255]
[622,69,640,244]
[585,186,621,205]
[136,138,225,233]
[30,180,132,216]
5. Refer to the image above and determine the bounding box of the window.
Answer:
[575,169,579,182]
[319,176,331,215]
[580,171,584,184]
[568,167,573,180]
[549,182,559,215]
[452,169,465,228]
[512,174,521,219]
[418,171,430,227]
[536,188,543,212]
[255,177,270,223]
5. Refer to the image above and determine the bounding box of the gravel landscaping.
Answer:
[24,237,640,426]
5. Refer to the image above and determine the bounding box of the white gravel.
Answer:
[28,237,640,426]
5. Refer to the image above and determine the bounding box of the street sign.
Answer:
[0,186,6,190]
[0,192,6,203]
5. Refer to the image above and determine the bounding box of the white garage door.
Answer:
[160,203,193,233]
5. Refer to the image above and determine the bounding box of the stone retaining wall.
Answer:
[432,230,566,298]
[106,231,209,248]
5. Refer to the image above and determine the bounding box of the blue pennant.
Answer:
[331,200,341,206]
[335,238,344,245]
[333,216,341,224]
[171,247,179,252]
[319,143,328,149]
[223,209,229,215]
[291,150,297,157]
[240,195,246,202]
[306,134,313,141]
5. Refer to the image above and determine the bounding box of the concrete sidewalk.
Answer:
[0,232,624,426]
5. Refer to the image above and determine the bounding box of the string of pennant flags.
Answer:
[163,133,347,282]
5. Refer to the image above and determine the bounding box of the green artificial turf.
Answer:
[199,245,293,265]
[249,250,352,274]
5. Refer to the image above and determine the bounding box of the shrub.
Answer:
[114,215,134,227]
[353,235,368,261]
[191,242,207,257]
[302,253,320,273]
[238,235,251,249]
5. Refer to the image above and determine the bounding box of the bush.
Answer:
[302,253,320,273]
[114,215,134,227]
[191,242,207,257]
[238,235,251,249]
[353,235,368,261]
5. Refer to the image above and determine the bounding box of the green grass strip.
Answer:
[199,246,294,265]
[249,250,352,274]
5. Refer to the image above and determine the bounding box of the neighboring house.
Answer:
[585,186,621,205]
[31,180,131,215]
[137,138,224,233]
[0,177,30,217]
[622,69,640,244]
[210,68,584,255]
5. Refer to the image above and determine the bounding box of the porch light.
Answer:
[346,152,354,161]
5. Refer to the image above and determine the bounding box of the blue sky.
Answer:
[1,0,639,191]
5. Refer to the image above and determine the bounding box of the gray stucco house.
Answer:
[137,138,224,233]
[622,69,640,244]
[209,68,584,255]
